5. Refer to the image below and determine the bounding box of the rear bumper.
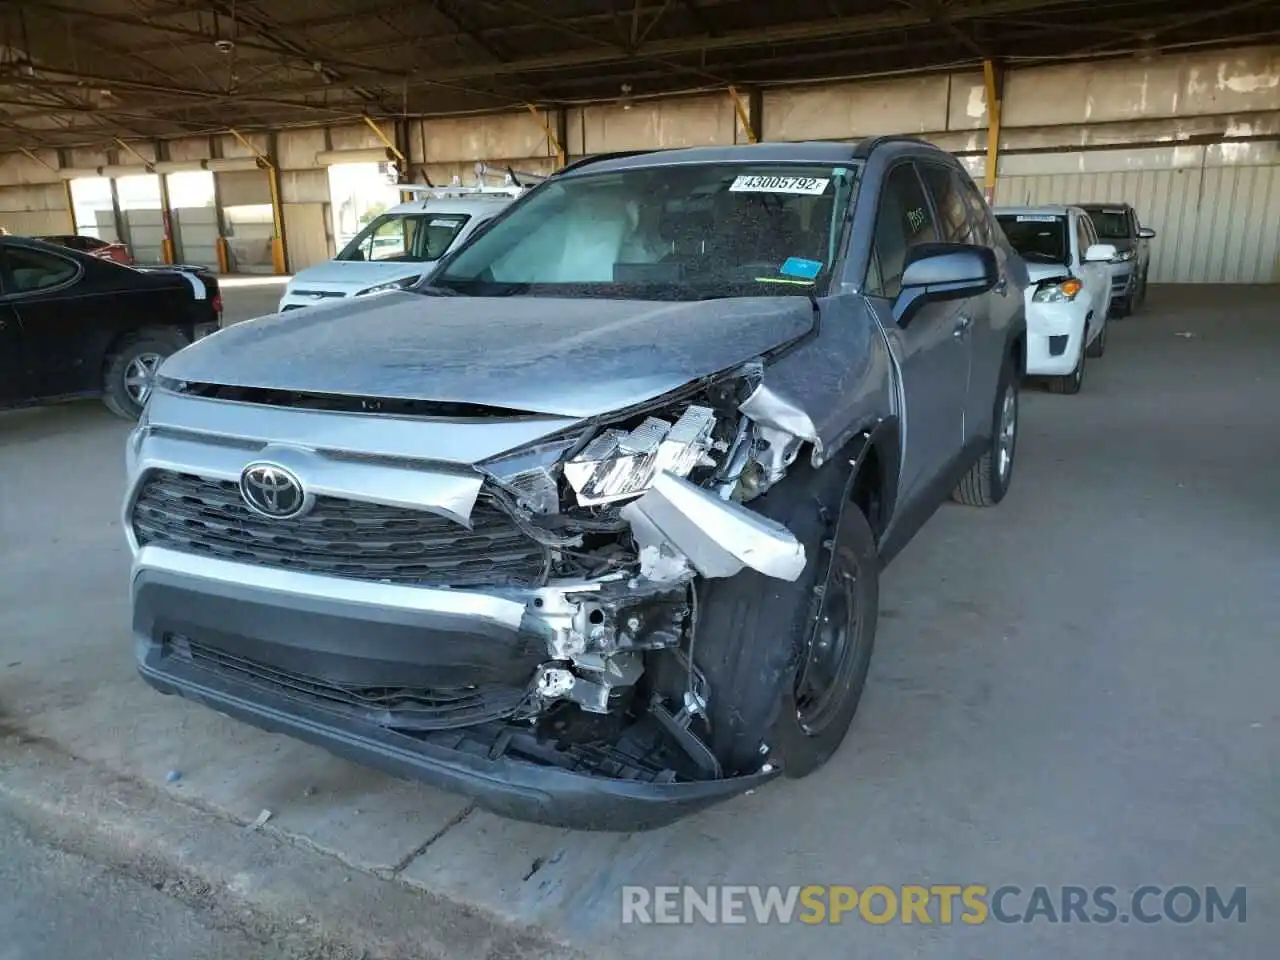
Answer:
[131,547,778,831]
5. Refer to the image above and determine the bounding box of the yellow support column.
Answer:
[228,129,288,275]
[62,179,76,233]
[157,167,175,264]
[983,60,1003,205]
[526,105,565,169]
[266,169,286,274]
[362,116,413,200]
[728,86,758,144]
[215,237,231,274]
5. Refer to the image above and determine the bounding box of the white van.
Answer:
[277,184,524,312]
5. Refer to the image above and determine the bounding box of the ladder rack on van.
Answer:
[397,183,526,200]
[398,160,549,201]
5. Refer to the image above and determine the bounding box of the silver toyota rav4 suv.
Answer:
[125,138,1027,830]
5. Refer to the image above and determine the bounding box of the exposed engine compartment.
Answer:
[451,369,818,778]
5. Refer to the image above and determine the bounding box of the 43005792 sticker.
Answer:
[729,175,831,195]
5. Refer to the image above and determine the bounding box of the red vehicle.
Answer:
[38,233,134,265]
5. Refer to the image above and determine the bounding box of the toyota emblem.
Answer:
[239,462,309,519]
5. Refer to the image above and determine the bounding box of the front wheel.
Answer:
[1131,273,1148,313]
[694,466,880,778]
[952,354,1019,506]
[1048,342,1086,395]
[1086,323,1108,359]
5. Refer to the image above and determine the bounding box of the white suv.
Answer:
[994,205,1115,395]
[277,186,521,312]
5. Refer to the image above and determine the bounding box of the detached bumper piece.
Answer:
[139,641,778,831]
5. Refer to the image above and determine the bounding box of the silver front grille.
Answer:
[131,470,548,587]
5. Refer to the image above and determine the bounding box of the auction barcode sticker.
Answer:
[730,175,830,195]
[1016,214,1059,222]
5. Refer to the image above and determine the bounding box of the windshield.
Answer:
[997,214,1069,264]
[432,163,858,300]
[1083,208,1129,239]
[336,213,469,263]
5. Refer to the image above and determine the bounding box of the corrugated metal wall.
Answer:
[995,164,1280,283]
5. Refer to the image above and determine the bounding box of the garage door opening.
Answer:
[166,170,219,270]
[69,177,118,242]
[116,174,165,263]
[327,162,400,251]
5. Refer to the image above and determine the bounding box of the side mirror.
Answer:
[894,243,998,326]
[1084,243,1117,263]
[1138,227,1156,239]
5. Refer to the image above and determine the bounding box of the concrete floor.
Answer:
[217,275,290,323]
[0,803,284,960]
[0,285,1276,958]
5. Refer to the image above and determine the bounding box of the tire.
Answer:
[1131,273,1148,313]
[102,330,189,420]
[1047,342,1086,395]
[1086,322,1107,359]
[693,460,880,778]
[952,353,1019,507]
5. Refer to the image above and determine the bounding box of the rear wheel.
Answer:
[694,461,880,777]
[102,330,188,420]
[952,353,1019,506]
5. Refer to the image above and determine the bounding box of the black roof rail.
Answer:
[850,135,932,159]
[554,149,659,175]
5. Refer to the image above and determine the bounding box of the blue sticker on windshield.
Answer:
[780,257,822,279]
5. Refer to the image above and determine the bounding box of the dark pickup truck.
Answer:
[0,236,221,419]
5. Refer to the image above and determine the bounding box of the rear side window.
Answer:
[866,164,939,299]
[956,175,998,248]
[2,247,79,294]
[1074,216,1092,260]
[917,163,972,244]
[1080,214,1098,248]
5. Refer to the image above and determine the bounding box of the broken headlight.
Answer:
[564,405,719,506]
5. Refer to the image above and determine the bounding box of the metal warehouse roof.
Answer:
[0,0,1276,151]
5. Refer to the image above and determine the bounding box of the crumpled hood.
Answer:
[162,294,816,419]
[1023,262,1073,284]
[286,259,431,295]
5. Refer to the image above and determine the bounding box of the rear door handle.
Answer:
[953,314,973,338]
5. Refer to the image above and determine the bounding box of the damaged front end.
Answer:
[129,365,822,830]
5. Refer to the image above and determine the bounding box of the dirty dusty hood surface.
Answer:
[162,293,815,419]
